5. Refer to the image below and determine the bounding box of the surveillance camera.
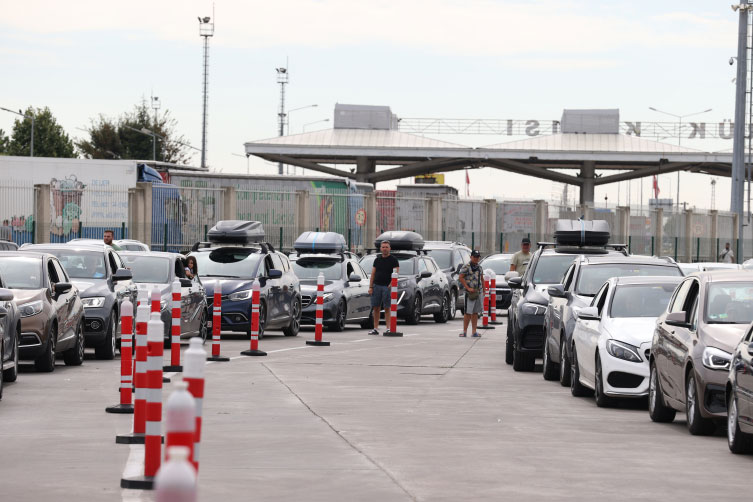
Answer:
[730,57,735,65]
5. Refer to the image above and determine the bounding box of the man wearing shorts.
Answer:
[368,240,400,335]
[458,250,485,337]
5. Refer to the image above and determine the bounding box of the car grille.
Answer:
[301,295,313,307]
[521,326,545,350]
[607,372,644,389]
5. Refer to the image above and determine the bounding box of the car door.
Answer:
[665,279,699,403]
[46,258,71,343]
[52,258,77,342]
[416,258,433,310]
[656,278,691,403]
[736,326,753,421]
[343,261,358,319]
[352,261,371,318]
[575,283,608,384]
[551,263,575,345]
[425,258,442,308]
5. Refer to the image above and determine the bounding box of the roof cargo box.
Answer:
[294,231,346,253]
[375,231,424,251]
[207,220,265,244]
[554,220,610,247]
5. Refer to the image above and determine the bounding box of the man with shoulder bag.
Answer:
[458,250,485,338]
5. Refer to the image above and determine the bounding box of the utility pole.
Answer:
[732,1,750,262]
[198,13,214,169]
[276,66,289,175]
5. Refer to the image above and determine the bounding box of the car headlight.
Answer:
[702,347,732,371]
[521,303,546,316]
[81,297,105,308]
[606,339,642,363]
[397,279,409,288]
[227,289,252,301]
[18,300,43,317]
[322,293,335,302]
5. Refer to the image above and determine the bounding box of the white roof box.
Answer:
[207,220,265,244]
[294,231,346,254]
[375,231,424,251]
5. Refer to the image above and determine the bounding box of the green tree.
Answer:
[77,101,194,164]
[8,106,76,158]
[0,129,8,154]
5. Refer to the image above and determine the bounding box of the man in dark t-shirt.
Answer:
[368,240,400,335]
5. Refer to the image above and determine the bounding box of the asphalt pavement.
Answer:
[0,316,749,501]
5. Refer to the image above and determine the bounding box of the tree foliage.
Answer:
[77,102,194,164]
[8,106,76,158]
[0,129,8,154]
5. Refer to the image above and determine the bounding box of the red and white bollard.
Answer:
[151,286,161,314]
[164,280,183,372]
[107,299,134,414]
[307,272,330,346]
[121,312,165,490]
[241,280,267,356]
[207,281,229,362]
[383,272,403,337]
[183,338,206,471]
[154,446,197,502]
[488,270,503,325]
[164,381,196,463]
[117,301,150,444]
[480,270,495,330]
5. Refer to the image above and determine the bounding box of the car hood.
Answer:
[71,279,109,297]
[603,317,659,347]
[10,288,46,304]
[203,278,256,297]
[701,323,748,353]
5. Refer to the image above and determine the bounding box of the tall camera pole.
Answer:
[732,2,750,262]
[198,13,215,169]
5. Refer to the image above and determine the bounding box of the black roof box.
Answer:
[207,220,265,244]
[294,231,346,253]
[554,219,610,247]
[375,231,424,251]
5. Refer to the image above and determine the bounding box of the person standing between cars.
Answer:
[368,240,399,335]
[720,242,735,263]
[458,250,485,337]
[510,237,531,276]
[103,230,122,251]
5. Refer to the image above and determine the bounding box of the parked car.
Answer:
[359,231,451,325]
[119,251,208,344]
[188,220,301,338]
[115,239,150,252]
[569,276,682,406]
[0,251,84,372]
[545,254,683,382]
[679,262,741,275]
[0,241,18,251]
[480,253,514,312]
[727,322,753,453]
[0,275,18,400]
[649,270,753,435]
[22,243,136,359]
[423,241,471,319]
[291,232,371,330]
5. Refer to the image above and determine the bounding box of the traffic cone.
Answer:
[307,272,330,346]
[207,281,229,362]
[241,280,267,356]
[106,299,133,414]
[164,280,183,372]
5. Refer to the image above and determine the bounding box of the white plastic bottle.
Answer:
[155,446,197,502]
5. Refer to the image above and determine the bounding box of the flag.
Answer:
[465,169,470,196]
[652,175,660,198]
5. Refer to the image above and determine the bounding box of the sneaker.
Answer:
[368,329,379,335]
[459,333,467,337]
[471,332,481,338]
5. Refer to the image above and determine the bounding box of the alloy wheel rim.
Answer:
[688,377,696,424]
[110,316,117,356]
[596,358,602,398]
[570,349,577,390]
[78,326,84,361]
[450,294,456,315]
[338,301,345,328]
[293,301,300,331]
[729,397,737,444]
[560,341,567,380]
[414,298,420,319]
[543,343,549,368]
[649,368,657,413]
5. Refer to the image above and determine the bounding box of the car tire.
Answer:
[3,327,19,382]
[686,371,715,435]
[330,299,346,332]
[648,360,676,423]
[35,323,56,372]
[728,391,753,453]
[505,320,514,365]
[559,336,571,387]
[95,311,117,360]
[405,296,421,325]
[258,301,267,339]
[433,294,450,324]
[360,310,374,329]
[542,337,558,381]
[448,290,457,320]
[513,348,535,372]
[63,321,85,366]
[570,345,591,397]
[594,353,613,407]
[0,340,3,400]
[282,297,301,336]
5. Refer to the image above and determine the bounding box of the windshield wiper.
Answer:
[202,274,241,279]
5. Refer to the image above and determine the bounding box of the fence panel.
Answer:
[308,189,365,251]
[238,189,297,251]
[156,186,225,252]
[50,181,129,243]
[500,201,537,253]
[0,180,35,245]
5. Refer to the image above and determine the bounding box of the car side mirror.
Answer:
[665,311,689,327]
[547,284,568,298]
[504,271,519,281]
[112,268,133,282]
[747,342,753,357]
[54,282,72,295]
[507,277,523,290]
[0,288,13,302]
[180,278,193,288]
[268,269,283,279]
[348,274,361,282]
[576,306,600,321]
[0,306,7,318]
[419,271,432,279]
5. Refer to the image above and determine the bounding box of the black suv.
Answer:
[423,241,471,320]
[189,221,301,338]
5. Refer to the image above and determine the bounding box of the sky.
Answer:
[0,0,744,211]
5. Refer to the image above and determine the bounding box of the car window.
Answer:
[689,296,699,331]
[292,258,342,280]
[745,325,753,343]
[532,254,575,286]
[191,248,262,280]
[107,251,118,274]
[270,253,285,272]
[480,257,512,275]
[47,260,60,283]
[280,254,291,272]
[669,279,692,314]
[346,262,355,277]
[453,250,462,268]
[355,262,368,278]
[609,283,677,318]
[595,284,609,314]
[562,264,575,290]
[427,258,439,274]
[575,263,682,296]
[120,255,171,284]
[426,249,452,269]
[0,256,43,289]
[394,256,415,276]
[682,280,700,313]
[705,282,753,324]
[53,260,69,283]
[418,258,428,274]
[459,249,471,264]
[44,250,107,279]
[360,254,376,275]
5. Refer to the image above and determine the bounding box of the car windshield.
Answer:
[0,256,43,289]
[120,255,170,284]
[293,258,342,280]
[706,282,753,324]
[192,248,261,279]
[532,254,576,285]
[426,249,452,269]
[609,283,677,318]
[360,254,415,275]
[121,244,146,251]
[576,263,682,296]
[481,257,512,275]
[40,250,107,279]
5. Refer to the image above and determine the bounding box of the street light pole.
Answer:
[303,118,330,132]
[732,2,751,262]
[0,106,34,156]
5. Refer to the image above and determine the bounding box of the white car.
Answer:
[569,275,683,406]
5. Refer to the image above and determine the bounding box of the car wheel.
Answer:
[405,296,421,325]
[505,319,514,365]
[258,302,267,339]
[199,311,208,345]
[282,297,301,336]
[542,337,558,381]
[559,336,571,387]
[594,353,613,407]
[35,323,56,372]
[330,299,346,332]
[728,391,753,453]
[448,290,457,320]
[433,294,450,323]
[3,327,19,382]
[63,321,85,366]
[648,360,676,423]
[686,371,715,435]
[570,344,591,397]
[95,311,117,360]
[360,310,374,329]
[0,340,3,400]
